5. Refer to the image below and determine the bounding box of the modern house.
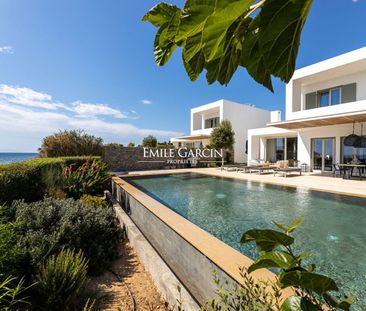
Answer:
[248,47,366,172]
[171,99,271,163]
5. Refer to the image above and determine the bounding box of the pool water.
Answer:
[127,173,366,309]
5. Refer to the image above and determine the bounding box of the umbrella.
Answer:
[344,122,360,147]
[354,124,366,148]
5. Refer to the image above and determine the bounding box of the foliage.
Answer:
[13,197,123,276]
[241,218,354,310]
[104,143,124,148]
[142,0,313,90]
[142,135,158,147]
[157,141,175,149]
[0,275,34,310]
[35,249,88,311]
[0,221,24,278]
[202,268,282,311]
[127,142,135,147]
[80,194,108,208]
[40,130,104,157]
[82,298,96,311]
[209,120,235,150]
[64,159,110,199]
[0,157,101,205]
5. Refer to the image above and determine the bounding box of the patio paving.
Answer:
[119,168,366,198]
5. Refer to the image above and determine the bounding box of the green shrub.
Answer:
[0,275,34,310]
[0,157,101,205]
[35,249,88,311]
[0,222,24,277]
[14,197,123,276]
[39,130,104,157]
[64,159,110,199]
[203,268,281,311]
[80,195,107,208]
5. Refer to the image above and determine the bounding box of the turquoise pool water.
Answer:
[127,173,366,309]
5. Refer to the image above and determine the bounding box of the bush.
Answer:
[80,195,107,208]
[64,159,110,199]
[39,130,104,157]
[0,157,101,205]
[13,197,123,276]
[0,221,24,277]
[35,249,88,311]
[142,135,157,147]
[203,268,281,311]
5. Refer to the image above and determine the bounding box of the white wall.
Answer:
[296,123,358,167]
[287,70,366,120]
[222,100,271,163]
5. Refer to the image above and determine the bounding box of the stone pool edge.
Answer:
[111,175,293,306]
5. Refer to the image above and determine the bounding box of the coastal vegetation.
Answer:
[0,130,123,310]
[142,135,158,147]
[39,130,104,157]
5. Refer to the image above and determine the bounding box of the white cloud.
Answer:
[0,46,14,54]
[0,84,182,151]
[71,101,128,119]
[141,99,152,105]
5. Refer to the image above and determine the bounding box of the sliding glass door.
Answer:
[311,138,335,172]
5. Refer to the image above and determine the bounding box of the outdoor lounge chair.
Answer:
[220,164,239,171]
[274,167,302,177]
[256,165,278,174]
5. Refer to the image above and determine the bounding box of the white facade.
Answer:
[248,47,366,171]
[171,99,271,163]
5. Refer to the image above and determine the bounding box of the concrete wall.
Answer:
[112,179,240,307]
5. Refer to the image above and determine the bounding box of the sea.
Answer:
[0,153,37,164]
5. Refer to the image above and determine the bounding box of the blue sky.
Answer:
[0,0,365,152]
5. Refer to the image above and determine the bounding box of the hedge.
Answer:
[0,157,101,205]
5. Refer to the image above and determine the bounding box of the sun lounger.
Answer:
[220,164,239,171]
[239,165,265,173]
[274,167,302,177]
[256,166,278,174]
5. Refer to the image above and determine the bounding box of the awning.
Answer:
[269,111,366,130]
[171,134,210,141]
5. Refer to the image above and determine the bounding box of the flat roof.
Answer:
[269,111,366,130]
[171,134,210,141]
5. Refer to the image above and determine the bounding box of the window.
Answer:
[318,87,341,107]
[266,138,285,162]
[341,137,366,164]
[204,117,220,129]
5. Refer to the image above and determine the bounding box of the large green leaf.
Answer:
[279,270,338,295]
[240,229,294,252]
[256,0,313,82]
[142,3,180,27]
[248,250,296,273]
[143,0,314,89]
[273,217,304,234]
[281,296,318,311]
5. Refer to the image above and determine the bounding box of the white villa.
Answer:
[248,47,366,172]
[171,99,271,163]
[171,47,366,171]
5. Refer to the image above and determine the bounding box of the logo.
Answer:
[140,147,223,165]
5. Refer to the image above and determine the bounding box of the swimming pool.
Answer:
[126,172,366,309]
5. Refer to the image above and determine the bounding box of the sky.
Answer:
[0,0,365,152]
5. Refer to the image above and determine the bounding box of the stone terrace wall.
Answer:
[104,146,220,172]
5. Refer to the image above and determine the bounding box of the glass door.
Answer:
[311,138,335,172]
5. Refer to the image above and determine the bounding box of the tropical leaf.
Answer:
[279,270,338,295]
[248,251,296,273]
[273,217,304,234]
[240,229,294,252]
[143,0,314,89]
[256,0,313,82]
[281,296,318,311]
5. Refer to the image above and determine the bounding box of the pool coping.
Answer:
[117,168,366,199]
[112,175,294,301]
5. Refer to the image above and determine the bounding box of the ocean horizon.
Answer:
[0,152,37,164]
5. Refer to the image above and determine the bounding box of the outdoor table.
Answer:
[338,164,366,180]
